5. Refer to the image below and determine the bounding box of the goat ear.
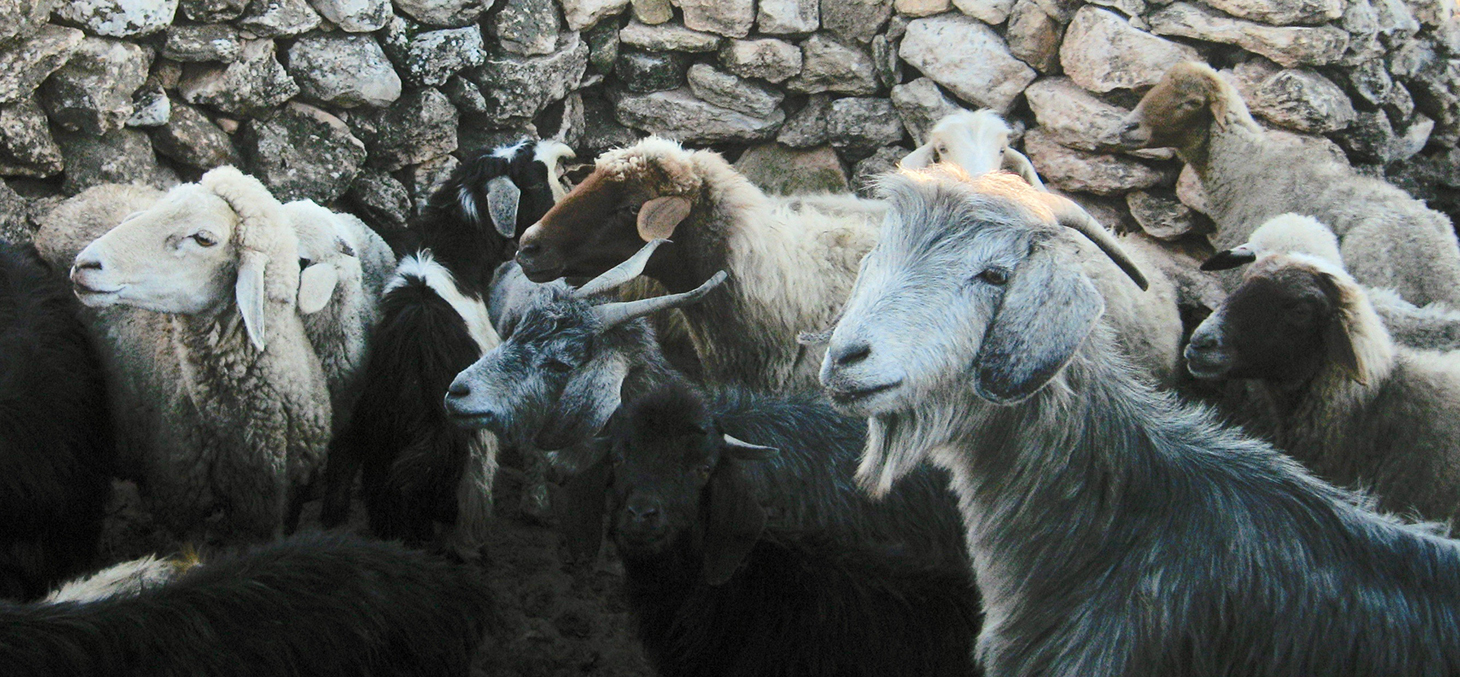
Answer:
[1315,272,1365,384]
[637,196,691,242]
[702,460,765,586]
[297,262,339,314]
[485,176,522,239]
[721,433,778,461]
[973,252,1103,404]
[553,453,612,564]
[535,355,629,452]
[900,144,935,170]
[235,250,269,350]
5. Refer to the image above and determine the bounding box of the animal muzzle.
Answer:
[1115,115,1149,148]
[443,376,504,431]
[514,225,565,283]
[1183,324,1233,380]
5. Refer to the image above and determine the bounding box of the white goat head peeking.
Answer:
[70,167,310,350]
[819,168,1146,495]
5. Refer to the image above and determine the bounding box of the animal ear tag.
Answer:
[637,196,691,242]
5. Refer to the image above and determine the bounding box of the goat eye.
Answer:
[697,463,712,478]
[543,357,572,373]
[192,231,218,247]
[974,267,1010,286]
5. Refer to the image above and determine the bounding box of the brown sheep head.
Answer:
[1118,62,1251,155]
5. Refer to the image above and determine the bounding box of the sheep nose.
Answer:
[829,341,872,368]
[73,257,103,273]
[625,498,662,527]
[1188,330,1222,351]
[518,241,542,257]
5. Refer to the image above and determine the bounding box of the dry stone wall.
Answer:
[0,0,1456,247]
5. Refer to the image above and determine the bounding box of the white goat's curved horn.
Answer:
[592,270,728,329]
[1043,193,1150,291]
[573,238,670,298]
[1002,148,1045,191]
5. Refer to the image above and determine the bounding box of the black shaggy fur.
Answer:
[592,383,980,677]
[0,241,111,601]
[0,532,495,676]
[322,140,563,550]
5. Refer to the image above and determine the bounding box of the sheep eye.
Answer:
[1177,99,1202,111]
[696,463,712,478]
[192,231,218,247]
[975,267,1010,286]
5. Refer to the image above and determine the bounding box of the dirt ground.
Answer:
[94,448,654,677]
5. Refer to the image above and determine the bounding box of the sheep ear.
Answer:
[637,196,691,242]
[297,262,339,314]
[1200,248,1257,271]
[702,460,765,586]
[1315,272,1365,384]
[485,176,522,239]
[236,250,269,350]
[721,433,778,461]
[534,355,629,452]
[554,453,612,564]
[973,252,1103,404]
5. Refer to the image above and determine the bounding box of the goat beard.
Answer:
[857,400,962,499]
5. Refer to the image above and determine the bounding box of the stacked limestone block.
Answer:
[0,0,1456,250]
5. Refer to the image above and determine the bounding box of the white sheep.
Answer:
[68,167,334,540]
[1121,61,1460,307]
[899,109,1045,190]
[516,137,886,393]
[1187,240,1460,522]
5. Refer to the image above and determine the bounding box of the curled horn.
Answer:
[573,239,669,298]
[592,270,729,330]
[1041,194,1149,291]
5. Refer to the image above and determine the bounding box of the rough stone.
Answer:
[237,0,321,37]
[1060,7,1200,92]
[757,0,819,33]
[1086,0,1146,19]
[1175,164,1210,214]
[345,169,412,232]
[468,32,588,119]
[733,143,848,194]
[287,33,400,109]
[162,24,243,62]
[900,14,1036,111]
[719,38,803,83]
[632,0,672,23]
[679,0,755,37]
[1033,0,1079,21]
[953,0,1017,24]
[871,34,899,89]
[39,37,152,136]
[777,93,832,146]
[0,181,31,246]
[620,20,722,52]
[495,0,561,55]
[822,0,892,43]
[1335,109,1399,162]
[1024,76,1128,150]
[240,101,364,202]
[0,25,86,106]
[393,0,483,26]
[383,18,487,88]
[55,0,177,38]
[1023,128,1177,195]
[585,21,619,72]
[179,39,299,118]
[686,63,784,117]
[55,126,174,193]
[1200,0,1342,25]
[126,83,169,127]
[442,74,488,115]
[149,97,239,171]
[894,0,951,16]
[354,88,458,171]
[1344,59,1393,106]
[1244,68,1356,133]
[308,0,390,31]
[827,96,904,155]
[179,0,247,22]
[402,153,459,214]
[1148,3,1349,67]
[561,0,628,30]
[616,50,689,93]
[0,0,55,45]
[613,87,785,142]
[851,145,905,197]
[1126,188,1195,239]
[580,88,641,153]
[1007,0,1064,73]
[0,97,64,178]
[890,77,963,144]
[785,33,878,95]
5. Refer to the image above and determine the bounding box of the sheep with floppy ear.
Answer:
[68,166,333,541]
[1189,233,1460,523]
[900,109,1045,190]
[1120,61,1460,307]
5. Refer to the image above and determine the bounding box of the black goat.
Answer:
[589,384,980,677]
[0,532,495,676]
[0,241,111,601]
[321,139,572,558]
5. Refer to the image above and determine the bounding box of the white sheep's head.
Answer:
[818,167,1146,496]
[71,167,298,350]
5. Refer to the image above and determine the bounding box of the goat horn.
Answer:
[573,239,670,298]
[1042,194,1149,291]
[1001,148,1046,191]
[592,270,728,330]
